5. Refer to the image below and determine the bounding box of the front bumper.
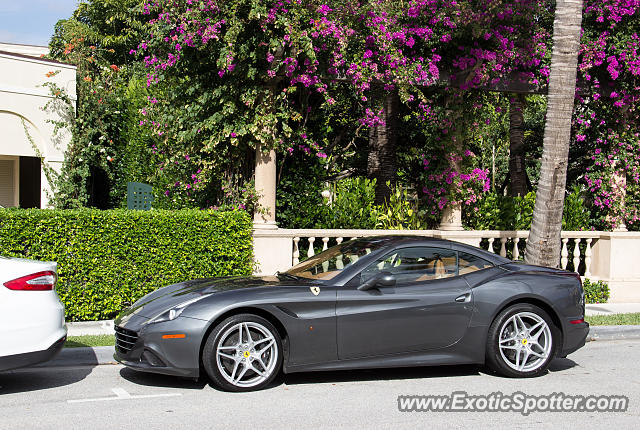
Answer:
[0,335,66,372]
[113,314,208,378]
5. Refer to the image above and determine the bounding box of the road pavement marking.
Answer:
[67,387,182,403]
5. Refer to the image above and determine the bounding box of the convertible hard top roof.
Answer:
[349,235,511,265]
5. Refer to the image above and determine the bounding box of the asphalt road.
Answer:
[1,340,639,429]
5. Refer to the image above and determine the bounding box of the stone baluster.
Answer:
[573,238,581,274]
[321,237,330,272]
[561,238,569,269]
[334,237,344,268]
[293,237,300,266]
[487,238,495,253]
[308,237,315,258]
[585,238,592,277]
[513,238,520,260]
[500,238,507,257]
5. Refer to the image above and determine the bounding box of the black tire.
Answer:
[202,314,283,392]
[486,303,559,378]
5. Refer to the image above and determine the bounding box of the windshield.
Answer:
[286,238,388,281]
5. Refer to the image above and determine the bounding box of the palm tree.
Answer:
[508,94,529,197]
[368,92,399,205]
[525,0,583,267]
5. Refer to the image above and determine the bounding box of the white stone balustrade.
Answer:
[253,228,640,302]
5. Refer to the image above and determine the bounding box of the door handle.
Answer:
[455,293,471,303]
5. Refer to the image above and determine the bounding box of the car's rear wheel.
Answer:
[486,303,557,378]
[202,314,282,392]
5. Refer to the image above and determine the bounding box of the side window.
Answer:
[458,251,493,275]
[360,247,457,285]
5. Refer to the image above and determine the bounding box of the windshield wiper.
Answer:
[276,271,300,281]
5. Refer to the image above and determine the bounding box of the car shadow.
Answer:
[0,366,95,395]
[278,364,484,387]
[0,351,102,396]
[118,359,578,392]
[548,357,579,372]
[280,357,578,387]
[119,367,208,390]
[0,346,119,395]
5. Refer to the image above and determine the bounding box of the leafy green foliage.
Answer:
[562,186,592,231]
[372,182,429,230]
[276,157,327,229]
[464,191,536,230]
[582,279,610,304]
[47,0,153,209]
[0,209,252,321]
[278,175,432,230]
[323,178,379,229]
[465,188,592,231]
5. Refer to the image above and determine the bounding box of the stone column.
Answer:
[253,145,277,229]
[439,202,463,231]
[439,92,464,231]
[612,168,628,232]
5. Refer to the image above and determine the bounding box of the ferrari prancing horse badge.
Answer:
[310,287,320,296]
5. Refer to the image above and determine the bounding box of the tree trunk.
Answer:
[368,92,398,205]
[525,0,583,267]
[508,94,528,197]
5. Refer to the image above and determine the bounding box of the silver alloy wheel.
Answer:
[498,311,552,372]
[215,321,278,388]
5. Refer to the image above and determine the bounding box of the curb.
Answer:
[67,320,114,336]
[586,325,640,342]
[36,346,117,368]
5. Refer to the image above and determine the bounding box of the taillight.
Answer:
[3,271,57,291]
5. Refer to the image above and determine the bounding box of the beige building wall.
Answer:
[0,44,76,208]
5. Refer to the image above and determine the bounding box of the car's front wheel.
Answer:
[486,303,558,378]
[202,314,282,392]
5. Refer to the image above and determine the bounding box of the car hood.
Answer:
[116,275,308,321]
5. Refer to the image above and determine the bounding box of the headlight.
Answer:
[146,295,208,325]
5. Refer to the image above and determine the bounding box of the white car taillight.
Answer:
[3,271,57,291]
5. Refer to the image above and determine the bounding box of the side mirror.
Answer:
[358,272,396,291]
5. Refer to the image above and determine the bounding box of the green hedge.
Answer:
[0,209,253,321]
[583,278,610,304]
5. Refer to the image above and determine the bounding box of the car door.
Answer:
[336,247,473,359]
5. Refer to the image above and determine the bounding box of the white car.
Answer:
[0,256,67,371]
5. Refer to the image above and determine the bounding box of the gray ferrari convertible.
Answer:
[114,236,589,392]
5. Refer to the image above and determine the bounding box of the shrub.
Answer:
[562,186,592,231]
[277,160,327,229]
[583,278,610,304]
[372,182,429,230]
[0,208,253,321]
[465,187,591,231]
[322,177,378,229]
[464,191,535,230]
